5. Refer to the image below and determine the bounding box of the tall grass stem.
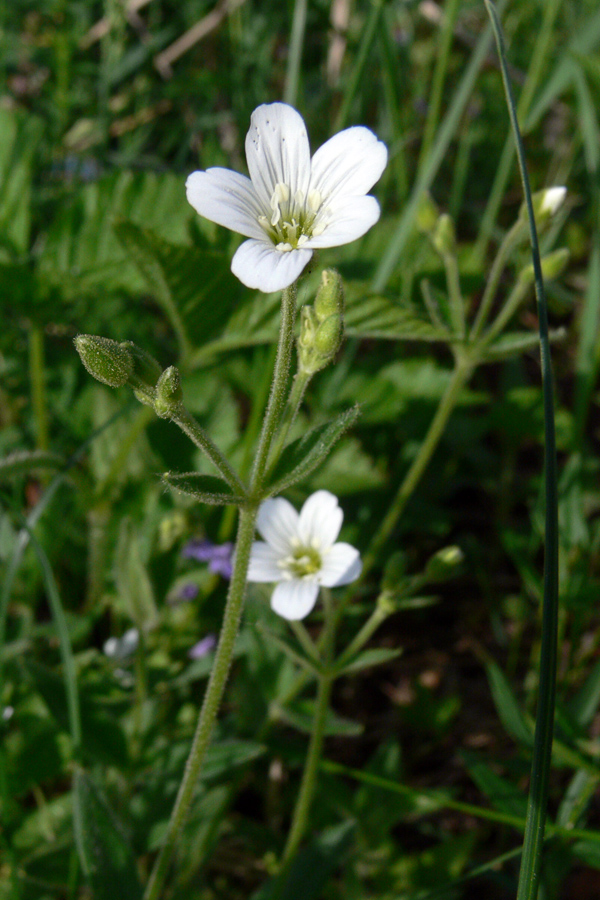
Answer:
[483,5,559,899]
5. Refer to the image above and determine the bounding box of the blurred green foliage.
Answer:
[2,1,600,898]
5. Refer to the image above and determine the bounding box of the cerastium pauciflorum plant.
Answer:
[67,19,570,897]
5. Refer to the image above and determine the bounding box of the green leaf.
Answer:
[278,700,363,737]
[163,471,246,505]
[115,518,158,629]
[200,739,266,779]
[269,407,360,494]
[481,327,566,362]
[0,450,64,482]
[345,292,451,342]
[251,821,356,900]
[24,660,129,767]
[0,108,44,256]
[568,657,600,728]
[337,647,403,675]
[461,750,527,817]
[74,768,143,900]
[484,657,533,747]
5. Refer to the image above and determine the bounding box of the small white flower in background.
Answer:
[540,186,566,216]
[103,627,139,660]
[186,103,387,293]
[247,490,361,621]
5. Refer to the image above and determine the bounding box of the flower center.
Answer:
[258,183,328,252]
[279,544,322,579]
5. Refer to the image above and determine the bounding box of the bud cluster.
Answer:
[298,269,345,376]
[74,334,183,418]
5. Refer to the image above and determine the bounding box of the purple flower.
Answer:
[179,583,199,602]
[188,634,217,659]
[182,540,234,579]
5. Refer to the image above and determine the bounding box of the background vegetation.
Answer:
[2,0,600,897]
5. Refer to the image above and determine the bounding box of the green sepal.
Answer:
[154,365,183,418]
[73,768,143,900]
[163,471,246,506]
[268,406,360,494]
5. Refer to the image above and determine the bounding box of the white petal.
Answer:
[306,195,381,249]
[270,580,319,621]
[231,239,312,293]
[247,542,282,582]
[319,543,362,587]
[256,497,299,555]
[245,103,311,208]
[309,126,387,203]
[186,169,265,240]
[298,490,343,551]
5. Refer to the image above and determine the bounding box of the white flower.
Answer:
[540,186,566,216]
[186,103,387,293]
[247,490,362,620]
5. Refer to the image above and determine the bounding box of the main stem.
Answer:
[144,284,298,900]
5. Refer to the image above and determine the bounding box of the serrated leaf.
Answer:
[269,407,360,494]
[338,646,403,675]
[0,450,64,481]
[74,769,143,900]
[163,472,246,506]
[345,293,450,342]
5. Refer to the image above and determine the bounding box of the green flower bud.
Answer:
[154,366,183,418]
[520,248,570,285]
[314,314,343,357]
[432,214,456,256]
[416,192,439,234]
[120,341,162,389]
[424,545,464,582]
[520,186,567,229]
[74,334,133,388]
[314,269,344,322]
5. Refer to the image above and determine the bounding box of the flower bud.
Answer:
[424,545,464,582]
[432,214,456,257]
[314,269,344,322]
[74,334,133,388]
[519,248,570,285]
[520,186,567,229]
[120,341,162,389]
[314,314,343,357]
[416,192,439,234]
[154,365,183,418]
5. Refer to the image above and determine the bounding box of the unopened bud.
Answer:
[424,545,464,582]
[521,186,567,229]
[416,192,439,234]
[120,341,162,389]
[432,214,456,256]
[154,366,183,418]
[314,314,343,357]
[74,335,133,388]
[520,248,569,285]
[314,269,344,322]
